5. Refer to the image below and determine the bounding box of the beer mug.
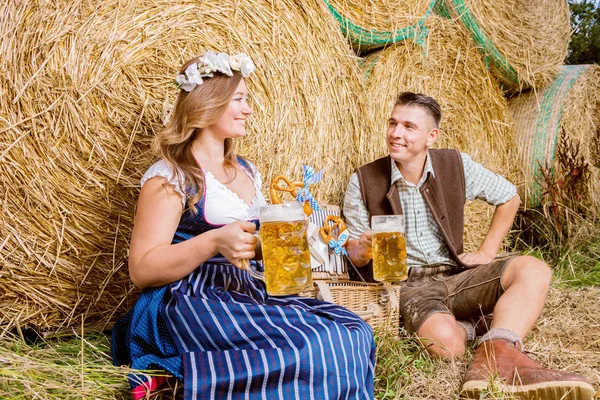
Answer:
[247,202,312,295]
[371,215,408,282]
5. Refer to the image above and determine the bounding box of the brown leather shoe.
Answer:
[461,339,595,400]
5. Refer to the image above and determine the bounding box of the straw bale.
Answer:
[437,0,570,93]
[323,0,436,53]
[509,65,600,214]
[360,16,516,250]
[463,200,502,253]
[0,0,363,330]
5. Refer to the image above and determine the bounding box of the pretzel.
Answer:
[269,175,303,202]
[269,175,313,216]
[319,215,348,246]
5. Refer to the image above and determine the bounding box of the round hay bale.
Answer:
[360,15,516,250]
[437,0,570,93]
[323,0,437,53]
[0,0,363,330]
[509,64,600,213]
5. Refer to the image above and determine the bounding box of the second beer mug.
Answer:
[254,202,312,295]
[371,215,408,282]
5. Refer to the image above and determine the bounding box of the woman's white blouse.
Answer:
[140,159,267,224]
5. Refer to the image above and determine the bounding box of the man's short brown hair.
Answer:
[394,92,442,128]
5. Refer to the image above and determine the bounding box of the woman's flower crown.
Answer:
[176,51,256,92]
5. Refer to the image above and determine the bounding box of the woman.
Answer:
[112,51,375,400]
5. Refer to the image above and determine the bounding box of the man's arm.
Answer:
[343,173,373,268]
[458,153,521,266]
[458,194,520,266]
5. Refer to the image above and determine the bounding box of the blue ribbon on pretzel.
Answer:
[296,164,323,211]
[323,226,366,282]
[328,229,349,256]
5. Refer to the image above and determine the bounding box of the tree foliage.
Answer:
[567,0,600,64]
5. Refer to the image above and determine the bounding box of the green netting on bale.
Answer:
[528,66,589,206]
[323,0,437,50]
[359,54,380,81]
[432,0,452,18]
[515,65,590,208]
[437,0,519,89]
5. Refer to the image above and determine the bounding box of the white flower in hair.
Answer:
[238,53,256,77]
[175,51,256,92]
[176,63,204,92]
[228,54,242,70]
[201,51,233,76]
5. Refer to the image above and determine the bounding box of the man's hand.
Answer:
[357,230,374,260]
[458,250,495,268]
[462,194,520,268]
[347,230,374,267]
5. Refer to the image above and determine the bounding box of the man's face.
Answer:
[386,104,438,163]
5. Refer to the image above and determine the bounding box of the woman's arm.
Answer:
[128,176,257,289]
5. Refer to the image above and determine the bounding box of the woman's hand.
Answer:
[214,220,258,269]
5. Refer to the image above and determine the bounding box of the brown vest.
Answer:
[351,149,467,282]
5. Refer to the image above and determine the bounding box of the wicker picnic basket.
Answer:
[300,279,400,332]
[304,205,402,332]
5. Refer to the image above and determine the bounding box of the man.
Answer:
[343,92,595,399]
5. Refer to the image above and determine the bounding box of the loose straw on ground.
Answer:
[509,65,600,214]
[0,0,363,331]
[323,0,436,53]
[360,16,516,249]
[437,0,570,93]
[2,286,597,399]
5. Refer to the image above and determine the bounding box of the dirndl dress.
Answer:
[112,158,375,400]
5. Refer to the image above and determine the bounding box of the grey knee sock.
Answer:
[457,320,476,341]
[477,328,524,350]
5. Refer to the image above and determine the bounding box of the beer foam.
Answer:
[371,215,405,233]
[260,203,305,223]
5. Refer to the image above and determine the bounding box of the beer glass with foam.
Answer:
[371,215,408,282]
[256,202,312,295]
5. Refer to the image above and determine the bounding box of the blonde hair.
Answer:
[154,57,243,212]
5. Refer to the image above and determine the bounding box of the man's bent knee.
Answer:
[502,255,552,289]
[417,313,466,359]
